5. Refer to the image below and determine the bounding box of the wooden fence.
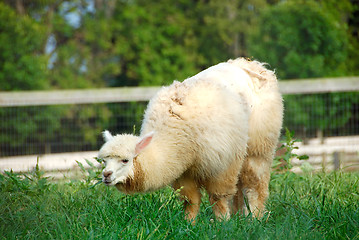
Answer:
[0,76,359,174]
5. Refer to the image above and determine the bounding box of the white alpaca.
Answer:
[98,58,283,221]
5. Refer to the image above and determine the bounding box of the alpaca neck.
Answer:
[125,140,189,192]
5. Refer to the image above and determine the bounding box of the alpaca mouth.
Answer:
[103,178,113,185]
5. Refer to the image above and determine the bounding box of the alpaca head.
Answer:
[98,130,154,186]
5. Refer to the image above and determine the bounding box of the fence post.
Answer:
[333,151,341,171]
[317,130,326,171]
[321,153,327,172]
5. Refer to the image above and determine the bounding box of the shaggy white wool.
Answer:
[98,58,283,221]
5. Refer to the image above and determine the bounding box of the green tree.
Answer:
[0,2,48,91]
[248,0,357,137]
[249,0,348,79]
[0,1,107,156]
[193,0,268,67]
[0,3,58,156]
[106,0,199,86]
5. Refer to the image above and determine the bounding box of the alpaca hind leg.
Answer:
[172,177,201,223]
[238,155,271,218]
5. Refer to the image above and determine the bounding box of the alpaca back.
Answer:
[141,79,249,179]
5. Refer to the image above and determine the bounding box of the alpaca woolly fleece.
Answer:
[98,58,283,221]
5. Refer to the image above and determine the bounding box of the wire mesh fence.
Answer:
[0,77,358,172]
[282,91,359,172]
[283,92,359,139]
[0,102,147,157]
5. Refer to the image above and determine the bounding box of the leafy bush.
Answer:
[273,128,309,172]
[76,157,105,186]
[0,158,49,195]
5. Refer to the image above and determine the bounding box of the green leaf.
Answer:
[76,161,86,173]
[298,155,309,160]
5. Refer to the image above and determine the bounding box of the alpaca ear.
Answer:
[102,130,113,142]
[135,131,154,155]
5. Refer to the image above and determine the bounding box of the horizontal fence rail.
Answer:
[1,77,359,107]
[277,77,359,94]
[0,87,160,107]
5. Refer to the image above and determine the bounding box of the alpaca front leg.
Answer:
[172,177,201,223]
[232,178,245,215]
[205,160,241,221]
[209,194,231,221]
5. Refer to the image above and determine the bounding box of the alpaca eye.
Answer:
[122,159,129,164]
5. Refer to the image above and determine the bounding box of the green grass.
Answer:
[1,170,358,239]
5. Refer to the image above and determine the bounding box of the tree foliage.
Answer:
[107,0,199,86]
[246,0,358,137]
[0,3,48,91]
[248,0,348,79]
[1,0,356,87]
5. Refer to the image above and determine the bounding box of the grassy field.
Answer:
[1,167,358,239]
